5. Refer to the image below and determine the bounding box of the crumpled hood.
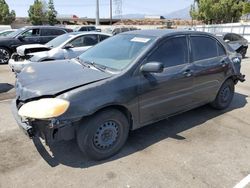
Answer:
[16,59,112,101]
[29,51,52,62]
[16,44,51,56]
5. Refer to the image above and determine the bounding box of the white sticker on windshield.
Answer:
[131,37,151,43]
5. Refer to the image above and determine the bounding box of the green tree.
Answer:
[47,0,57,25]
[190,0,246,24]
[243,1,250,14]
[0,0,16,24]
[28,0,47,25]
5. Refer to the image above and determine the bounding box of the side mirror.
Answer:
[17,35,25,41]
[140,62,164,73]
[64,44,74,49]
[224,39,230,43]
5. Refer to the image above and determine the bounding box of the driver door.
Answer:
[19,28,41,44]
[138,36,194,124]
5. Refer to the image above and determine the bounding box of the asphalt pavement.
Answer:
[0,55,250,188]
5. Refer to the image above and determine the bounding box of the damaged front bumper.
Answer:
[11,100,77,143]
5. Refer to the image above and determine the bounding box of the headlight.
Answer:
[18,98,70,119]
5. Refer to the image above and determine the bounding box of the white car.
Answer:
[0,29,16,37]
[9,32,111,73]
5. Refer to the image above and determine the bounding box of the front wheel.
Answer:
[210,79,235,110]
[0,47,11,64]
[77,109,130,160]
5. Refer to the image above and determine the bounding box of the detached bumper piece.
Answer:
[236,74,246,82]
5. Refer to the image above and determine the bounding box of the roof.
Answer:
[23,25,69,30]
[122,29,210,38]
[62,31,112,37]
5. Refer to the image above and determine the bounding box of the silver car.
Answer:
[9,32,111,73]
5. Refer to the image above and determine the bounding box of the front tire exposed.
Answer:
[77,109,130,160]
[210,79,235,110]
[0,47,11,64]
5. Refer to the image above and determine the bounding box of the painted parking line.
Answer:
[234,174,250,188]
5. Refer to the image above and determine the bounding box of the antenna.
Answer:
[113,0,122,19]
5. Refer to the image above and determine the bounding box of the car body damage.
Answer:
[215,32,248,58]
[16,44,51,57]
[15,59,112,101]
[9,32,111,73]
[12,30,245,159]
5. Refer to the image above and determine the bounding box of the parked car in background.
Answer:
[111,27,139,35]
[12,30,245,160]
[215,33,248,58]
[0,29,16,37]
[9,32,111,73]
[74,25,98,32]
[0,26,73,64]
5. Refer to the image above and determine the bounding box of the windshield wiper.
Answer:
[74,58,106,72]
[81,59,107,72]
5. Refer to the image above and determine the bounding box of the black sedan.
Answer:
[0,26,73,64]
[13,30,245,160]
[215,32,248,58]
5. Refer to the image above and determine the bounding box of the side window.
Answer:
[41,29,65,36]
[147,36,188,68]
[217,42,226,56]
[99,35,109,42]
[79,27,88,31]
[191,36,218,61]
[21,29,40,37]
[69,35,98,47]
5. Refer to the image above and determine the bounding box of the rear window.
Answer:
[217,42,226,56]
[99,35,109,42]
[191,36,218,61]
[41,29,65,36]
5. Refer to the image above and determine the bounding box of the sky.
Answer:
[5,0,193,18]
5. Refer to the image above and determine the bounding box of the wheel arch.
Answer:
[97,105,133,130]
[81,104,134,130]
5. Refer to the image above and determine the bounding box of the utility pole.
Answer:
[96,0,100,26]
[110,0,112,25]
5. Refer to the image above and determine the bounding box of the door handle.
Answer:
[183,69,193,77]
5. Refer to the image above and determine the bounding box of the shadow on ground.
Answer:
[0,83,14,93]
[33,92,248,168]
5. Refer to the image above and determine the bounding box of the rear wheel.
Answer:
[210,79,235,110]
[77,109,129,160]
[0,47,11,64]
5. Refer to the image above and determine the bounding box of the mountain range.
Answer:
[115,6,191,20]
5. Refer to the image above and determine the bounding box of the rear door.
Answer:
[139,35,194,124]
[63,34,99,59]
[190,35,229,104]
[40,28,66,44]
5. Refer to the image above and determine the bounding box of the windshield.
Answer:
[7,28,25,37]
[46,33,74,48]
[79,34,156,71]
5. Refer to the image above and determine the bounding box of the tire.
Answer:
[77,109,130,160]
[0,47,11,64]
[210,79,235,110]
